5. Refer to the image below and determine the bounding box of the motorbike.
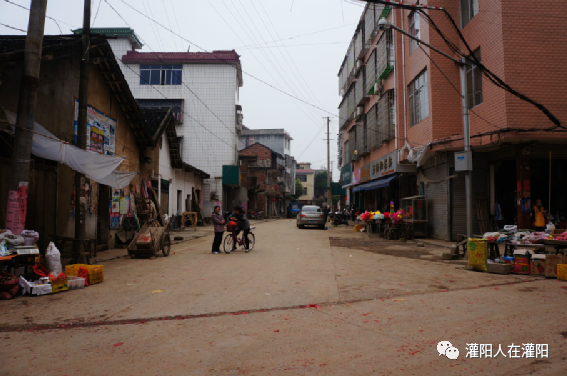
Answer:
[331,210,349,227]
[247,210,264,220]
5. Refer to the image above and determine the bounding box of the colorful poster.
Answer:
[120,197,127,215]
[74,100,117,155]
[353,169,361,185]
[5,184,28,235]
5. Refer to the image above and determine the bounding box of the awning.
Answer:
[353,174,398,193]
[5,110,137,188]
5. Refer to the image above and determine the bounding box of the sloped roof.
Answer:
[239,142,283,158]
[122,50,240,64]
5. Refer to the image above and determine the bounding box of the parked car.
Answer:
[296,205,325,229]
[287,202,302,218]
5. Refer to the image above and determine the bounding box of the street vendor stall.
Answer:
[401,195,428,238]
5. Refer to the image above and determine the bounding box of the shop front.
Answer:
[352,151,417,214]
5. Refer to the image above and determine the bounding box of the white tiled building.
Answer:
[82,28,243,216]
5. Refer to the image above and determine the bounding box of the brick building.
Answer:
[239,143,286,218]
[338,1,567,240]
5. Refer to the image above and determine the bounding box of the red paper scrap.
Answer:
[305,304,321,309]
[113,342,124,347]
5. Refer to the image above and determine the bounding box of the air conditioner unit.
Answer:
[374,81,383,95]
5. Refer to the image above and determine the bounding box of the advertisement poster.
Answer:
[110,189,121,229]
[75,99,117,155]
[5,184,28,235]
[353,169,361,185]
[120,197,128,215]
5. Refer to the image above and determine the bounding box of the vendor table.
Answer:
[486,241,501,259]
[48,236,96,264]
[0,254,37,275]
[181,212,198,232]
[504,242,546,257]
[543,240,567,254]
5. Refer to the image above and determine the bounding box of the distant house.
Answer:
[295,163,315,205]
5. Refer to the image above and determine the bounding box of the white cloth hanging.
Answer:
[5,110,137,188]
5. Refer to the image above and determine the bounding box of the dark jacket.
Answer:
[230,211,250,230]
[212,212,225,233]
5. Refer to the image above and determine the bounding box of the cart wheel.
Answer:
[162,234,171,257]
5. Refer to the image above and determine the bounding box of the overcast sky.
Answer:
[1,0,365,179]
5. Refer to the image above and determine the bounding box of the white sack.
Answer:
[45,241,63,276]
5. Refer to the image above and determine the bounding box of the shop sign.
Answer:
[353,169,361,185]
[341,163,352,188]
[222,165,241,187]
[369,150,416,180]
[360,165,371,183]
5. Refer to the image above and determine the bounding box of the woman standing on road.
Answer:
[211,205,225,254]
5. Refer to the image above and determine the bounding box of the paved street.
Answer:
[1,220,567,375]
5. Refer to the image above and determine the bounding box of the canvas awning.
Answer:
[5,110,137,188]
[353,174,399,193]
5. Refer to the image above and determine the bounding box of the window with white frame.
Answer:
[460,0,479,28]
[297,174,307,183]
[466,49,483,108]
[140,64,182,85]
[408,70,429,127]
[409,12,420,54]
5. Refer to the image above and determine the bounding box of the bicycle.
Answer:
[223,223,256,253]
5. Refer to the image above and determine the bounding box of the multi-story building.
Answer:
[295,163,315,205]
[238,127,295,196]
[76,28,244,217]
[239,143,286,217]
[338,2,567,240]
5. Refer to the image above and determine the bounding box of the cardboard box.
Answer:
[545,255,563,278]
[513,256,530,274]
[531,259,546,275]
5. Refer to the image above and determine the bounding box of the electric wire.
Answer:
[4,0,67,33]
[0,22,25,33]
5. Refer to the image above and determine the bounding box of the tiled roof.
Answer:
[122,50,241,64]
[296,169,315,174]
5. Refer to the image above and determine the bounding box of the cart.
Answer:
[127,219,171,258]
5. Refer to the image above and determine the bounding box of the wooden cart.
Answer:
[127,220,171,258]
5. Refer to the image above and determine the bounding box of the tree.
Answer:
[294,179,304,199]
[315,171,328,198]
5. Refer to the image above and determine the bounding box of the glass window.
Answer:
[303,206,322,213]
[140,64,183,85]
[460,0,479,28]
[409,12,420,53]
[408,70,429,127]
[297,175,307,183]
[466,49,483,108]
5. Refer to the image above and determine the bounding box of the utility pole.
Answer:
[5,0,48,234]
[75,0,91,262]
[326,117,332,211]
[460,60,473,239]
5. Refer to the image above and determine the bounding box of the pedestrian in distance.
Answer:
[230,206,251,253]
[323,204,329,224]
[211,205,225,254]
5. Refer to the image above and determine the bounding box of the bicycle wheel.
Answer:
[246,233,255,251]
[223,234,234,254]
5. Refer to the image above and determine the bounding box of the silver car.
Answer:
[296,205,325,229]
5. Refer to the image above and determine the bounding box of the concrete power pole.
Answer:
[5,0,48,234]
[326,117,332,211]
[75,0,91,261]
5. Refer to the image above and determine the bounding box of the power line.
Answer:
[93,0,103,26]
[0,22,26,33]
[4,0,66,33]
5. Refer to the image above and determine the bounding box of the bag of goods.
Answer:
[45,242,63,276]
[0,229,13,240]
[0,272,20,300]
[503,225,518,233]
[20,230,39,245]
[3,234,24,246]
[468,239,488,272]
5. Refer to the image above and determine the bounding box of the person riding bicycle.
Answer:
[229,206,251,253]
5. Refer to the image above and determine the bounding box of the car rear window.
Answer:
[302,206,321,213]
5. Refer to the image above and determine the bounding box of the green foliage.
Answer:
[294,179,304,199]
[315,171,328,190]
[332,195,341,204]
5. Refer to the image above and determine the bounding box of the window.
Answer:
[466,49,483,109]
[408,70,429,127]
[409,12,420,53]
[302,206,321,213]
[297,175,307,183]
[344,141,350,164]
[460,0,479,28]
[304,187,308,195]
[137,99,184,124]
[140,64,182,85]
